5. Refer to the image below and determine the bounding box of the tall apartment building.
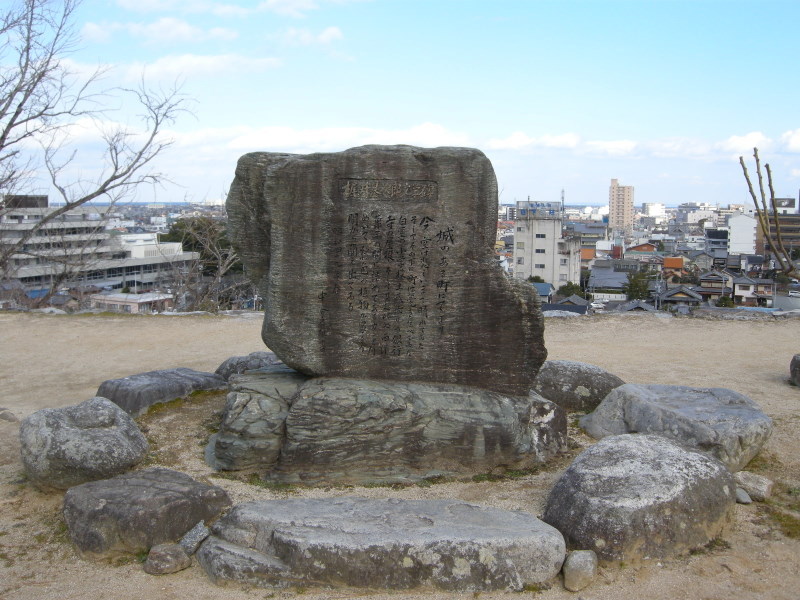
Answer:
[608,179,634,232]
[513,201,581,286]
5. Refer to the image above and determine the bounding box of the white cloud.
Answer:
[125,53,282,81]
[258,0,320,18]
[487,132,580,150]
[83,18,238,45]
[584,139,638,156]
[646,138,713,158]
[116,0,250,16]
[170,122,471,155]
[780,129,800,152]
[282,26,343,45]
[715,131,772,155]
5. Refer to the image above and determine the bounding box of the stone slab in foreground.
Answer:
[97,368,227,416]
[579,383,772,472]
[542,434,735,562]
[197,497,565,591]
[227,145,546,395]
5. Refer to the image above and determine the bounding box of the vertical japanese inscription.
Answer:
[323,179,454,358]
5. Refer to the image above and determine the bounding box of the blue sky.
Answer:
[56,0,800,206]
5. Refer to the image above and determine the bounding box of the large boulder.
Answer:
[542,434,736,562]
[226,145,546,396]
[197,497,566,591]
[63,467,231,557]
[532,360,625,412]
[210,372,567,485]
[579,384,772,472]
[96,368,227,416]
[210,366,309,471]
[791,354,800,386]
[19,397,148,491]
[215,351,283,381]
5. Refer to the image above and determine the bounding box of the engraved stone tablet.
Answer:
[227,145,546,395]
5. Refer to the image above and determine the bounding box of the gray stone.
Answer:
[791,354,800,386]
[97,367,227,416]
[144,543,192,575]
[227,145,546,396]
[0,407,18,422]
[19,397,148,491]
[63,467,231,557]
[542,434,736,562]
[215,351,283,381]
[533,360,625,412]
[179,521,211,555]
[212,373,567,485]
[197,497,565,591]
[562,550,598,592]
[579,384,773,472]
[735,487,753,504]
[734,471,773,501]
[211,367,308,471]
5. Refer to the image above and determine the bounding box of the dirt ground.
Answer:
[0,311,799,600]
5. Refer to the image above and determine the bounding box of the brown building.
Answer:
[755,212,800,257]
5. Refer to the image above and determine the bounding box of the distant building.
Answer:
[608,179,634,232]
[0,195,199,302]
[513,201,581,287]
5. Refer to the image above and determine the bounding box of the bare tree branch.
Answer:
[0,0,188,276]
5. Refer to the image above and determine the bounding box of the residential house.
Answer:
[692,270,733,304]
[732,276,775,307]
[531,282,556,303]
[658,285,703,310]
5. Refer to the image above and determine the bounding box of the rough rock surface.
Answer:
[97,368,227,415]
[532,360,625,412]
[226,145,546,396]
[197,497,566,591]
[542,434,736,562]
[63,467,231,557]
[215,351,283,381]
[211,372,567,484]
[734,471,773,501]
[0,407,18,422]
[579,384,773,472]
[791,354,800,386]
[144,543,192,575]
[179,521,211,555]
[562,550,598,592]
[19,397,148,490]
[211,366,308,471]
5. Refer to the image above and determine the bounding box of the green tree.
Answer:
[716,296,734,308]
[527,275,545,283]
[622,272,650,300]
[556,281,585,298]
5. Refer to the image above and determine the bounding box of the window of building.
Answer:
[535,233,546,238]
[535,264,546,269]
[738,285,750,291]
[535,249,545,254]
[516,242,524,249]
[560,258,568,265]
[516,257,524,264]
[559,274,568,281]
[517,227,524,232]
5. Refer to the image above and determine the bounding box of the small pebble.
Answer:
[735,487,752,504]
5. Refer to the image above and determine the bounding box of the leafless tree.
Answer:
[739,148,800,280]
[0,0,186,272]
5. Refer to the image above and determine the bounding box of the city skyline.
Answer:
[18,0,800,207]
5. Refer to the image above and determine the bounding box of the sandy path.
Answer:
[0,311,799,600]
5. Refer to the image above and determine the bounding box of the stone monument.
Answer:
[227,145,546,396]
[219,145,561,483]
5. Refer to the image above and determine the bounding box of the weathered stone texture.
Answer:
[791,354,800,386]
[197,497,566,591]
[210,371,567,485]
[542,434,736,562]
[562,550,598,592]
[227,145,546,395]
[97,368,227,416]
[532,360,625,412]
[63,467,231,557]
[19,397,148,490]
[579,384,772,472]
[215,351,283,381]
[144,543,192,575]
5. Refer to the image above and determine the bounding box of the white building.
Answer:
[1,196,198,299]
[513,201,581,287]
[726,213,757,255]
